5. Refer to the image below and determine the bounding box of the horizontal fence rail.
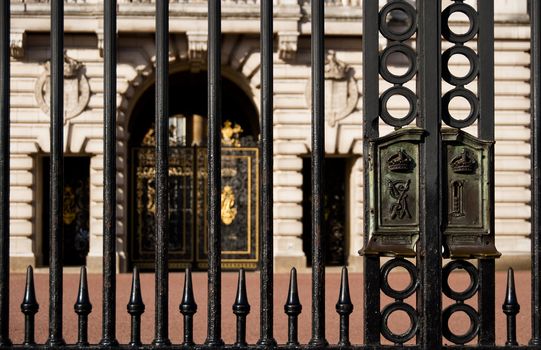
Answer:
[9,0,362,7]
[0,0,539,349]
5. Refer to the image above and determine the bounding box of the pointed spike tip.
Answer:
[21,265,39,315]
[180,267,197,315]
[127,266,145,315]
[502,267,520,315]
[74,266,92,314]
[284,267,302,316]
[233,268,250,314]
[336,266,353,315]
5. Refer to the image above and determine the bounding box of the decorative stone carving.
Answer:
[278,32,299,60]
[96,31,104,58]
[187,31,208,62]
[35,54,91,121]
[306,51,359,127]
[10,30,25,59]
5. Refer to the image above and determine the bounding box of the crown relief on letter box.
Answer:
[360,127,426,257]
[442,128,500,259]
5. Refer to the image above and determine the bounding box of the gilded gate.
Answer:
[131,122,259,270]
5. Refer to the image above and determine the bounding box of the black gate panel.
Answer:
[131,146,196,267]
[131,144,259,270]
[196,147,259,269]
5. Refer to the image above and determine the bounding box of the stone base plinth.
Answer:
[9,256,36,273]
[274,255,307,273]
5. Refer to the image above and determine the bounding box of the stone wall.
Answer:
[6,0,534,272]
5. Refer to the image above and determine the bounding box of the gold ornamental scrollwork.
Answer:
[221,120,243,147]
[221,185,237,225]
[63,185,77,225]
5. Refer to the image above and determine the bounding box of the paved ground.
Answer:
[5,269,533,346]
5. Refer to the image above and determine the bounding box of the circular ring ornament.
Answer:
[442,304,480,344]
[442,3,479,44]
[379,1,417,42]
[379,86,418,127]
[380,258,418,299]
[381,302,418,344]
[442,260,479,301]
[442,46,479,86]
[442,88,479,129]
[379,43,417,84]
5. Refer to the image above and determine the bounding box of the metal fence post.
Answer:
[206,0,224,345]
[154,0,171,346]
[530,0,541,345]
[48,0,65,345]
[417,0,442,349]
[0,0,10,345]
[258,0,276,345]
[477,0,496,345]
[101,0,118,345]
[309,0,327,346]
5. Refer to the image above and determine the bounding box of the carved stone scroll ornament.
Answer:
[278,32,299,60]
[34,54,91,121]
[187,31,208,72]
[10,30,25,59]
[306,51,359,127]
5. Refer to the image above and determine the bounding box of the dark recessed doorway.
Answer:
[41,156,90,266]
[302,157,348,266]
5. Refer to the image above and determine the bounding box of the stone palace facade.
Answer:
[6,0,532,272]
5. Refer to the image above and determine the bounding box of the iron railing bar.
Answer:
[206,0,223,345]
[0,0,10,345]
[101,0,118,346]
[258,0,275,345]
[477,0,496,345]
[361,0,381,345]
[530,0,541,345]
[48,0,65,346]
[153,0,171,345]
[416,1,442,349]
[309,0,327,346]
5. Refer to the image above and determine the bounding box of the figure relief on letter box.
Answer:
[360,127,425,257]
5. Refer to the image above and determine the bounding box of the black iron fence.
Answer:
[0,0,541,349]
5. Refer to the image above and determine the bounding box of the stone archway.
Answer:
[126,69,260,271]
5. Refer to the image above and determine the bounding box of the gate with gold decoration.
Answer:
[130,120,259,270]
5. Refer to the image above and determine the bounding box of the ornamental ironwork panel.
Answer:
[195,147,259,269]
[131,144,259,270]
[131,146,196,267]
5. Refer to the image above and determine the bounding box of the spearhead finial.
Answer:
[232,268,250,315]
[74,266,92,315]
[127,267,145,315]
[502,267,520,316]
[336,267,353,315]
[20,266,39,315]
[180,267,197,315]
[284,267,302,316]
